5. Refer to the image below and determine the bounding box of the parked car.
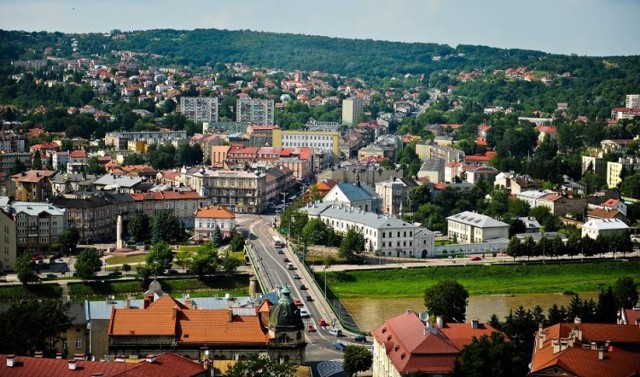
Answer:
[307,325,317,332]
[299,284,307,290]
[333,341,346,351]
[354,335,367,342]
[470,256,482,261]
[306,295,313,302]
[277,249,284,254]
[318,318,328,327]
[329,329,343,337]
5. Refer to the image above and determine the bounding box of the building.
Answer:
[300,201,435,257]
[0,152,31,177]
[323,182,381,213]
[375,177,419,216]
[194,205,236,240]
[626,94,640,109]
[372,310,500,377]
[516,190,554,208]
[417,159,445,183]
[530,320,640,377]
[105,131,188,150]
[131,190,208,229]
[0,352,208,377]
[93,174,143,193]
[317,164,404,187]
[342,97,363,126]
[606,157,640,188]
[494,172,541,195]
[0,207,16,272]
[11,201,67,252]
[581,218,629,239]
[11,170,56,202]
[415,142,465,163]
[107,285,306,364]
[462,163,498,184]
[272,128,340,161]
[0,130,26,153]
[236,98,274,125]
[446,211,509,244]
[183,168,266,214]
[180,96,219,124]
[618,307,640,325]
[537,192,588,217]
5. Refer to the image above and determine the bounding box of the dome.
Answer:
[269,286,304,329]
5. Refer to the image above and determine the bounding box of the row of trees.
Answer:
[506,230,634,260]
[128,210,187,245]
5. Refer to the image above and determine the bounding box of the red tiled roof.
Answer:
[620,308,640,325]
[603,199,620,208]
[69,150,87,158]
[536,125,558,134]
[316,179,337,191]
[11,170,56,183]
[588,207,621,219]
[195,205,236,219]
[178,310,268,345]
[541,193,563,202]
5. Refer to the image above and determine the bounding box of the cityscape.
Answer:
[0,2,639,376]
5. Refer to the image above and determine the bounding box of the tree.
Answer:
[146,241,174,276]
[424,279,469,322]
[339,227,365,262]
[59,227,80,255]
[0,299,71,355]
[452,332,522,377]
[174,249,193,272]
[230,232,245,252]
[128,212,150,243]
[619,173,640,198]
[224,353,297,377]
[14,252,39,285]
[596,286,618,323]
[150,210,185,244]
[343,345,373,377]
[74,248,103,282]
[221,253,240,273]
[84,156,106,175]
[613,276,638,309]
[32,150,43,169]
[212,225,223,247]
[10,157,27,175]
[508,199,530,217]
[301,218,329,245]
[189,243,218,278]
[506,236,523,260]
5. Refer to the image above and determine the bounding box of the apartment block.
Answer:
[11,201,67,252]
[180,96,219,124]
[236,98,274,125]
[272,128,340,161]
[341,97,363,126]
[0,207,16,272]
[607,157,640,188]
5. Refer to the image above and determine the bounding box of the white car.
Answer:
[328,328,343,336]
[300,308,310,318]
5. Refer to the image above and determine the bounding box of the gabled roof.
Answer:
[11,170,56,183]
[587,207,621,219]
[583,218,629,230]
[330,182,377,202]
[447,211,508,228]
[195,205,236,219]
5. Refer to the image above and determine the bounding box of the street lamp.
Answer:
[324,265,327,298]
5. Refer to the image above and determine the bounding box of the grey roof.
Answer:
[334,182,377,202]
[93,174,142,188]
[50,173,99,184]
[301,201,428,232]
[447,211,509,228]
[11,201,66,216]
[0,196,9,207]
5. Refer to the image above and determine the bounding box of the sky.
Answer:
[0,0,639,57]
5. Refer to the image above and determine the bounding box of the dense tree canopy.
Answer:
[424,279,469,322]
[74,248,103,281]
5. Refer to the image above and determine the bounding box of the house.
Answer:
[0,352,208,377]
[130,190,208,229]
[586,207,625,222]
[462,163,498,184]
[536,125,558,142]
[300,201,435,257]
[516,190,554,208]
[581,219,629,239]
[537,192,588,217]
[618,307,640,325]
[323,182,381,213]
[530,319,640,377]
[372,310,501,377]
[93,174,143,193]
[602,198,627,217]
[303,178,336,203]
[193,205,236,240]
[375,177,419,216]
[417,158,445,183]
[447,211,509,244]
[11,170,56,202]
[11,201,67,253]
[518,216,541,233]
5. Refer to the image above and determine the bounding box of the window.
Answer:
[75,337,82,349]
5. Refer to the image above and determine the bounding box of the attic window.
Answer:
[382,327,387,333]
[387,335,392,341]
[400,352,406,359]
[184,334,189,338]
[394,345,400,352]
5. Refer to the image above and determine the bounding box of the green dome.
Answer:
[269,286,304,329]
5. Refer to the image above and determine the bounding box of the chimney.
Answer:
[6,355,15,367]
[574,317,581,324]
[34,351,43,358]
[74,353,85,361]
[144,295,152,309]
[471,319,479,329]
[145,354,157,363]
[598,349,605,360]
[436,316,444,329]
[115,355,126,363]
[68,360,78,370]
[405,309,413,315]
[552,338,560,353]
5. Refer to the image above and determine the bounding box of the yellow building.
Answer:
[272,128,340,161]
[607,158,640,188]
[0,208,16,272]
[127,140,147,152]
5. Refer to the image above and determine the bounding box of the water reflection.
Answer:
[342,292,599,332]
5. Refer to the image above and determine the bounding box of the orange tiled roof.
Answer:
[195,205,236,219]
[11,170,55,183]
[316,179,337,191]
[603,199,620,208]
[177,310,268,345]
[69,150,87,158]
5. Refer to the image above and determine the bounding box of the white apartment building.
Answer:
[582,218,629,239]
[323,182,381,213]
[342,97,363,126]
[516,190,554,208]
[194,205,236,240]
[0,208,16,272]
[272,128,340,161]
[606,157,640,188]
[11,201,67,252]
[300,202,435,257]
[180,96,219,124]
[446,211,509,244]
[236,98,274,125]
[375,177,417,216]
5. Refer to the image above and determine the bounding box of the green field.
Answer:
[320,260,640,299]
[67,275,250,301]
[105,255,147,265]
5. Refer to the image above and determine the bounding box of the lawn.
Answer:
[105,255,147,265]
[0,284,62,301]
[319,260,640,299]
[68,275,250,301]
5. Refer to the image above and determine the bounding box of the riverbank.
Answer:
[320,260,640,299]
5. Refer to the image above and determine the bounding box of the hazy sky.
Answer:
[1,0,639,56]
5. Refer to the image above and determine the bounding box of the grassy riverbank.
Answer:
[322,260,640,299]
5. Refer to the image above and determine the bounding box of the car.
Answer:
[328,329,343,337]
[293,274,301,279]
[470,256,482,261]
[307,325,317,332]
[300,308,310,318]
[299,284,307,290]
[306,295,313,302]
[354,335,367,342]
[294,298,303,307]
[318,318,328,327]
[277,249,284,254]
[333,341,346,351]
[283,257,290,263]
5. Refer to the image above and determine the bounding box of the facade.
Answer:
[193,205,236,240]
[530,320,640,377]
[372,310,499,377]
[300,201,435,257]
[105,131,188,150]
[0,152,31,177]
[375,177,418,216]
[180,96,219,124]
[581,218,629,239]
[0,130,26,153]
[341,97,363,126]
[415,142,465,163]
[236,98,275,125]
[626,94,640,109]
[11,170,56,202]
[606,157,640,188]
[446,211,509,243]
[131,190,208,229]
[0,207,16,272]
[272,128,340,161]
[183,168,267,214]
[11,201,67,252]
[537,193,588,217]
[417,158,445,183]
[323,182,381,213]
[516,189,554,208]
[317,165,404,187]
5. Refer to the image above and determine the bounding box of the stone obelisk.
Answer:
[116,215,123,250]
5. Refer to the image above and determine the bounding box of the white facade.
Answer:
[375,179,408,216]
[323,182,381,213]
[516,190,554,208]
[447,211,509,244]
[236,98,274,125]
[11,201,67,251]
[342,97,363,126]
[581,218,629,239]
[180,97,219,124]
[300,202,435,257]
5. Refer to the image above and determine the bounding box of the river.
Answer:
[341,292,599,332]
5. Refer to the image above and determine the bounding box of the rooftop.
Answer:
[447,211,509,228]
